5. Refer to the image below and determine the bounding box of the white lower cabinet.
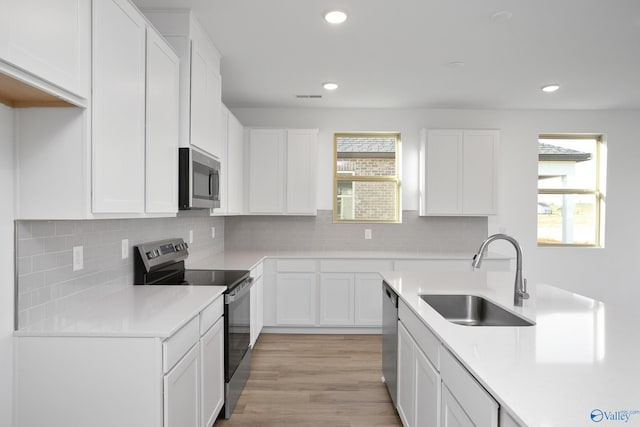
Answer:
[319,273,354,325]
[398,300,498,427]
[164,342,200,427]
[354,273,383,325]
[250,263,264,346]
[14,295,225,427]
[397,322,440,427]
[200,317,224,427]
[441,385,475,427]
[276,272,316,325]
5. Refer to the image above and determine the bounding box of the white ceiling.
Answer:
[133,0,640,110]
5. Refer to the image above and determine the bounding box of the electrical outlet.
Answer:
[365,229,372,240]
[73,246,83,271]
[189,230,194,244]
[211,227,215,239]
[121,239,129,259]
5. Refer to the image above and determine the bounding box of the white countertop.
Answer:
[187,250,510,271]
[15,285,226,338]
[381,271,640,427]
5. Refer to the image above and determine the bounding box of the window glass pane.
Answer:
[538,138,597,190]
[537,193,597,245]
[336,136,396,177]
[335,180,398,221]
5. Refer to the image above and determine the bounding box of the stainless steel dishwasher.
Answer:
[382,281,399,407]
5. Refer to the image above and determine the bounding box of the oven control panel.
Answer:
[136,238,189,272]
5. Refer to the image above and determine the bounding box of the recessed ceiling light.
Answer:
[323,82,339,91]
[541,84,560,93]
[491,10,513,22]
[324,10,347,24]
[448,61,465,68]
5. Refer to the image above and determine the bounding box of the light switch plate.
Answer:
[121,239,129,259]
[211,227,215,239]
[189,230,194,244]
[365,229,372,240]
[73,246,83,271]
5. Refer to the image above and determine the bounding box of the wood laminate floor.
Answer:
[214,334,402,427]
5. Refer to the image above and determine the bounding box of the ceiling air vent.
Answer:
[296,94,323,99]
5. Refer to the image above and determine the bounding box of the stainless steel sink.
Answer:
[420,294,535,327]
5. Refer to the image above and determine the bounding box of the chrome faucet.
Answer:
[472,234,529,306]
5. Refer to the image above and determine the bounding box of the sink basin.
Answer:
[420,294,535,327]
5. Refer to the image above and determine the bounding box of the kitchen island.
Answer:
[382,270,640,427]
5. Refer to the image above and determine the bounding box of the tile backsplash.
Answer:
[224,210,486,252]
[15,209,485,329]
[15,212,223,329]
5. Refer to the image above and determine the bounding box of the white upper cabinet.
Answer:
[420,129,499,216]
[247,128,318,215]
[141,9,224,159]
[145,26,179,214]
[286,129,318,215]
[16,0,180,219]
[92,0,146,213]
[226,109,245,215]
[247,128,286,214]
[0,0,90,104]
[190,40,222,158]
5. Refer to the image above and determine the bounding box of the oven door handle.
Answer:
[225,278,254,303]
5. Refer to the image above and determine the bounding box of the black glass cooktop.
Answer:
[145,269,250,289]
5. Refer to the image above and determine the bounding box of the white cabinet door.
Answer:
[201,317,224,427]
[226,110,244,215]
[319,273,354,325]
[416,346,440,427]
[441,385,475,427]
[461,130,498,215]
[354,273,383,326]
[5,0,90,98]
[397,322,416,427]
[145,27,179,214]
[214,106,230,215]
[422,129,463,215]
[276,273,316,325]
[286,129,318,214]
[250,273,264,346]
[420,129,498,216]
[164,342,200,427]
[190,40,222,158]
[92,0,146,213]
[248,129,285,213]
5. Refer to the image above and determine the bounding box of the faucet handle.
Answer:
[520,278,530,300]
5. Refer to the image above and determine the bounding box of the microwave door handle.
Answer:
[212,170,219,200]
[208,172,213,197]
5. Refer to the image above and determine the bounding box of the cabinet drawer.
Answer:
[398,300,440,369]
[276,259,316,272]
[440,348,499,427]
[200,296,224,336]
[163,316,199,373]
[319,259,393,272]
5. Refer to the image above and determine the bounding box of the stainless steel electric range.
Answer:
[134,238,252,420]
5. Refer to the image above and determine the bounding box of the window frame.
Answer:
[537,133,604,247]
[333,132,402,223]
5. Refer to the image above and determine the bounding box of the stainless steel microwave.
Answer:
[178,148,220,209]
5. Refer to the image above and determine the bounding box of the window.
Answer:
[334,133,401,223]
[537,134,605,246]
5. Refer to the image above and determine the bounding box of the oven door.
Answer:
[224,278,253,381]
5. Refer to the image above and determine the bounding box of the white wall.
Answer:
[0,103,15,426]
[234,107,640,308]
